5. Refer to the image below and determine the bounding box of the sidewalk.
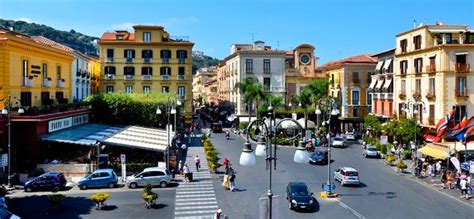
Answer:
[384,159,474,206]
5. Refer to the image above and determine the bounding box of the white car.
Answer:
[331,137,346,148]
[363,147,380,158]
[126,167,171,188]
[345,132,355,141]
[334,167,360,186]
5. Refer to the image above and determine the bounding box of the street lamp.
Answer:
[239,106,306,218]
[156,96,182,170]
[1,96,24,187]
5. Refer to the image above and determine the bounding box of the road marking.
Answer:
[175,216,213,219]
[176,194,216,198]
[175,201,217,206]
[176,197,216,202]
[177,187,215,191]
[337,200,366,219]
[176,190,215,194]
[175,205,219,210]
[175,210,218,215]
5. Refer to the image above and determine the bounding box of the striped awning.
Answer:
[382,59,393,72]
[375,78,385,90]
[417,143,452,160]
[368,79,377,90]
[101,126,173,152]
[375,61,384,71]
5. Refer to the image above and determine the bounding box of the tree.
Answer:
[294,89,312,129]
[234,78,266,122]
[304,79,329,107]
[364,114,382,136]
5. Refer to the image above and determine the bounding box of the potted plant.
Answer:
[396,160,408,173]
[48,187,65,212]
[142,184,158,209]
[385,155,396,166]
[91,192,110,210]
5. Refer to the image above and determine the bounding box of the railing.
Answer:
[57,80,65,88]
[271,87,285,92]
[23,77,33,87]
[42,79,51,88]
[105,74,116,80]
[352,78,360,83]
[426,65,436,73]
[142,75,152,80]
[124,75,134,80]
[412,90,421,98]
[177,75,185,80]
[144,58,151,64]
[106,57,114,63]
[162,75,170,80]
[162,58,169,64]
[126,58,134,63]
[178,59,186,64]
[455,89,469,97]
[425,89,436,99]
[455,63,470,73]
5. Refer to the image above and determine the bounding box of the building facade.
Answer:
[370,49,395,119]
[71,51,93,101]
[393,24,474,129]
[322,54,377,132]
[192,67,217,102]
[0,29,74,109]
[89,56,100,95]
[220,41,286,116]
[98,25,194,119]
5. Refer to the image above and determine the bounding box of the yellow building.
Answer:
[285,44,326,103]
[394,23,474,129]
[192,67,217,103]
[0,28,74,109]
[320,54,377,132]
[98,25,194,119]
[88,56,100,95]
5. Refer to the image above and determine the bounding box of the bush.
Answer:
[385,155,396,163]
[403,150,412,159]
[142,184,158,203]
[396,160,408,169]
[110,162,155,174]
[380,144,387,155]
[375,142,382,152]
[90,192,109,204]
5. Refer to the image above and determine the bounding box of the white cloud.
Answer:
[111,22,136,31]
[17,17,32,23]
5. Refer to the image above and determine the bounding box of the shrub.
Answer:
[403,150,412,159]
[90,192,109,204]
[385,155,396,163]
[396,160,408,169]
[375,142,382,151]
[380,144,387,155]
[110,162,155,174]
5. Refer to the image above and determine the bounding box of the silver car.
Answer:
[334,167,360,186]
[126,167,171,188]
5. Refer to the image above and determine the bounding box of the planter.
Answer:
[91,193,110,210]
[142,184,158,209]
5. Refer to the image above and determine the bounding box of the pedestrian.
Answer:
[194,155,201,172]
[213,209,224,219]
[435,161,442,176]
[178,160,183,176]
[455,171,461,190]
[223,157,230,173]
[441,171,447,189]
[460,175,468,199]
[229,168,236,192]
[427,163,433,177]
[183,163,190,183]
[181,143,187,156]
[447,172,453,189]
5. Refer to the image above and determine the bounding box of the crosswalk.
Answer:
[174,146,219,219]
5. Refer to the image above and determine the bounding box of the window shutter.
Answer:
[124,50,127,58]
[160,50,164,58]
[132,50,135,58]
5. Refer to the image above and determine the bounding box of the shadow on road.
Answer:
[10,195,95,219]
[101,205,118,211]
[151,203,168,209]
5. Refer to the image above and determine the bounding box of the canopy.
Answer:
[375,61,384,71]
[383,78,393,90]
[41,124,121,146]
[279,120,298,129]
[382,59,393,72]
[297,118,316,129]
[417,143,452,160]
[375,78,385,90]
[368,79,377,90]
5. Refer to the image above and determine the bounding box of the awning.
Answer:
[417,143,452,160]
[41,124,122,146]
[382,59,393,72]
[368,79,377,90]
[383,78,392,90]
[101,126,173,152]
[375,78,384,90]
[375,61,384,71]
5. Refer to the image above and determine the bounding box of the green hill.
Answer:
[192,55,220,73]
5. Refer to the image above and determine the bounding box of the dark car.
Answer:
[309,150,329,164]
[24,172,67,192]
[212,122,223,133]
[286,182,314,211]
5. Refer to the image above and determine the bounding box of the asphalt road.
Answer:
[208,131,474,219]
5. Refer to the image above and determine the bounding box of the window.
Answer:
[124,67,135,75]
[352,72,359,83]
[142,50,153,58]
[143,32,151,42]
[55,92,64,102]
[177,50,187,63]
[41,92,50,102]
[162,86,170,93]
[143,86,151,94]
[331,74,335,86]
[245,59,253,73]
[352,90,360,105]
[413,35,422,50]
[456,77,467,96]
[125,86,133,94]
[455,105,467,122]
[178,86,185,98]
[400,60,408,74]
[445,33,452,44]
[99,172,110,177]
[367,92,372,105]
[429,78,435,94]
[106,86,114,93]
[105,66,116,75]
[42,63,48,79]
[20,92,32,107]
[124,49,135,58]
[430,105,435,124]
[353,108,359,117]
[116,35,124,40]
[160,67,171,75]
[160,50,171,58]
[107,49,114,58]
[264,78,271,91]
[56,66,61,80]
[263,59,271,73]
[142,67,152,75]
[456,54,467,64]
[178,67,185,75]
[400,39,407,53]
[22,60,28,78]
[414,58,423,73]
[401,80,406,94]
[415,79,421,94]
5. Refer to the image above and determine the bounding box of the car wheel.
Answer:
[80,184,88,190]
[108,183,115,188]
[160,181,168,188]
[25,187,33,192]
[129,182,138,189]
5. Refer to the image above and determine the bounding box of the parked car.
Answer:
[24,172,67,192]
[309,150,329,164]
[0,208,20,219]
[334,167,360,186]
[331,137,346,148]
[126,167,171,188]
[77,169,118,190]
[345,132,356,141]
[286,182,314,211]
[363,147,380,158]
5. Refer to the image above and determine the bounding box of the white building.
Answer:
[221,41,286,116]
[71,51,93,101]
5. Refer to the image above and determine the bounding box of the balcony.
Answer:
[271,87,285,93]
[22,77,33,87]
[124,75,134,80]
[140,75,151,81]
[455,63,470,73]
[57,79,65,88]
[178,59,186,64]
[426,65,436,74]
[125,58,134,63]
[144,58,152,64]
[162,58,169,64]
[455,89,469,98]
[425,89,436,99]
[412,90,421,99]
[42,78,52,88]
[105,74,116,80]
[352,78,360,84]
[399,92,406,99]
[106,57,114,63]
[177,75,185,80]
[162,75,170,80]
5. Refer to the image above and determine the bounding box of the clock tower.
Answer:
[294,44,318,75]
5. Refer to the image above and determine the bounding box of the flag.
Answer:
[435,109,455,138]
[463,125,474,140]
[447,116,474,138]
[453,111,468,130]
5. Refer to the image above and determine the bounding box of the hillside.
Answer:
[192,55,220,73]
[0,19,99,55]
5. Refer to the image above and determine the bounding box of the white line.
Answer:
[176,194,216,198]
[179,181,213,185]
[175,205,219,210]
[176,190,215,194]
[338,201,365,219]
[175,209,218,215]
[175,216,213,219]
[178,183,214,187]
[176,197,217,202]
[177,187,215,191]
[175,201,217,206]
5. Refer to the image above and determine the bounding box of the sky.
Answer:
[1,0,473,64]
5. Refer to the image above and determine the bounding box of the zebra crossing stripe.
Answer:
[175,197,216,202]
[175,201,217,206]
[177,187,215,191]
[176,194,216,198]
[176,190,214,194]
[175,209,218,215]
[174,216,213,219]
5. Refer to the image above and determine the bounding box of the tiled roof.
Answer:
[100,32,135,41]
[317,54,377,71]
[31,36,73,52]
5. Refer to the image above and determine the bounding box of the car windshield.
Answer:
[367,148,377,151]
[334,137,343,141]
[346,171,358,176]
[291,185,309,196]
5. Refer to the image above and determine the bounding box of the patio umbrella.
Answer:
[297,118,316,129]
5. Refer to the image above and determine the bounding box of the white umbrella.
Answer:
[297,118,316,129]
[278,119,298,129]
[227,114,237,122]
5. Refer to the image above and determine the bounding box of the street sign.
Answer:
[120,154,126,163]
[470,161,474,174]
[380,135,388,145]
[0,154,7,167]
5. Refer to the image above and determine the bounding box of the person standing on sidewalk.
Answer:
[194,155,201,172]
[183,163,190,183]
[460,175,468,199]
[229,168,236,192]
[435,161,442,176]
[223,157,230,173]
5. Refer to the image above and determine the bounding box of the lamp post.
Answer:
[1,96,24,187]
[316,98,339,197]
[156,96,182,170]
[401,100,425,175]
[239,106,307,219]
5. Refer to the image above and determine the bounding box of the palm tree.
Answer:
[295,89,312,130]
[234,78,266,123]
[305,78,329,108]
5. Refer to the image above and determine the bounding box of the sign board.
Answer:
[120,154,126,163]
[121,163,126,182]
[48,114,89,133]
[0,154,7,167]
[158,162,166,169]
[292,113,297,121]
[380,135,388,145]
[470,161,474,174]
[259,194,279,219]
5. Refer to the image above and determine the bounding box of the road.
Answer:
[208,131,474,219]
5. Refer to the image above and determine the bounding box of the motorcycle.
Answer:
[225,131,230,140]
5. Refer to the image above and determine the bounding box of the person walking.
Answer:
[183,163,190,183]
[194,155,201,172]
[213,209,224,219]
[178,160,183,176]
[447,172,453,189]
[435,161,442,176]
[460,175,468,199]
[427,163,433,177]
[223,157,230,173]
[181,143,188,157]
[229,168,236,192]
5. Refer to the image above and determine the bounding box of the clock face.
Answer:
[300,54,311,64]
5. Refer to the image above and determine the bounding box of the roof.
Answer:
[31,36,74,52]
[396,24,468,37]
[316,54,377,71]
[100,32,135,41]
[341,167,358,172]
[93,169,115,173]
[295,44,315,50]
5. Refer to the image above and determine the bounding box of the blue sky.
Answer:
[1,0,473,64]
